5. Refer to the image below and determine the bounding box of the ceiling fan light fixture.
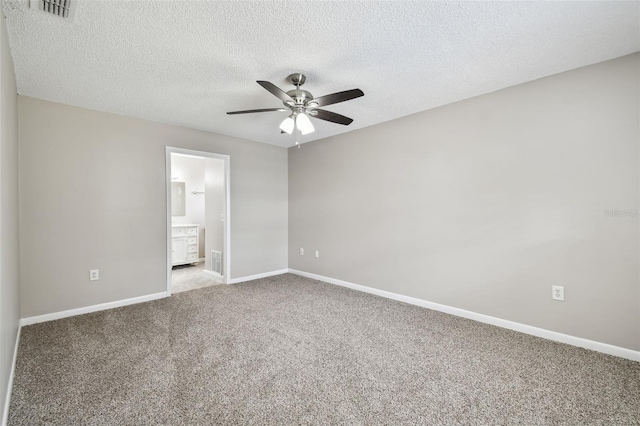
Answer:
[227,74,363,139]
[280,116,295,134]
[296,113,314,135]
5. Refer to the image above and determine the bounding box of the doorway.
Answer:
[166,147,230,295]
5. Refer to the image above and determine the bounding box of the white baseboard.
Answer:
[228,269,289,284]
[20,292,168,327]
[288,269,640,362]
[2,325,21,426]
[202,269,224,282]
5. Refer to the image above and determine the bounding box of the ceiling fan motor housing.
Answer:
[285,89,314,107]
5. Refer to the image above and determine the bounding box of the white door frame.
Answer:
[165,146,231,294]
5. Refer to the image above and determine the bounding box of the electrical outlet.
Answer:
[299,248,304,256]
[90,269,99,281]
[552,285,564,301]
[315,250,320,258]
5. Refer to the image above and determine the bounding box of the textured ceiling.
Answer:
[3,1,639,148]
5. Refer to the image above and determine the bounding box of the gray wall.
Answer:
[0,0,20,420]
[19,97,288,317]
[289,53,640,351]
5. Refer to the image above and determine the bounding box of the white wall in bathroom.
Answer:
[171,154,205,257]
[204,158,225,273]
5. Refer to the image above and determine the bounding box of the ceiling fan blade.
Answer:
[227,108,286,115]
[257,81,294,103]
[312,109,354,125]
[311,89,364,107]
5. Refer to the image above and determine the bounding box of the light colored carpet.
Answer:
[171,262,221,293]
[8,274,640,425]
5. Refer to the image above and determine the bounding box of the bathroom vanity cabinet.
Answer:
[171,224,199,266]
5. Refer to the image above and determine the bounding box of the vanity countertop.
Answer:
[172,224,199,227]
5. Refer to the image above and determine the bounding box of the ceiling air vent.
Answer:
[30,0,77,21]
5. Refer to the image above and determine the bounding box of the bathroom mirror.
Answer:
[171,182,186,216]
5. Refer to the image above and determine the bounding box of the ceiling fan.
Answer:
[227,73,364,137]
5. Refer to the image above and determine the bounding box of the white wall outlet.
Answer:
[90,269,99,281]
[315,250,320,258]
[552,285,564,301]
[299,248,304,256]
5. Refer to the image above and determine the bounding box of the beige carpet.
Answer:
[8,274,640,425]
